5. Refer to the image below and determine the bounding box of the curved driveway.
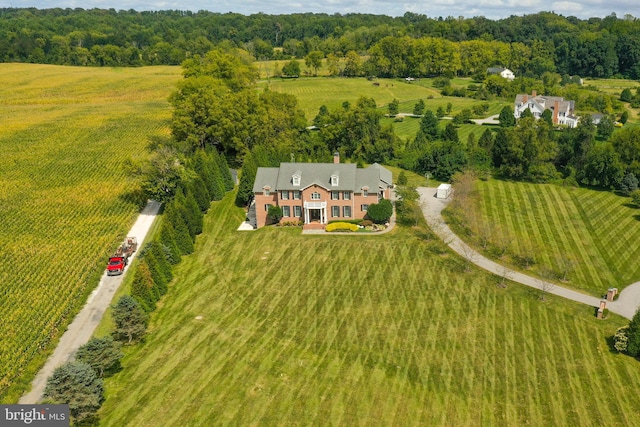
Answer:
[418,187,640,320]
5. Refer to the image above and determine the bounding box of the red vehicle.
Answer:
[106,237,138,276]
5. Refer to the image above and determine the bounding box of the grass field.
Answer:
[451,179,640,296]
[98,190,640,426]
[259,77,440,122]
[385,116,499,144]
[0,64,181,402]
[261,76,511,126]
[578,78,640,123]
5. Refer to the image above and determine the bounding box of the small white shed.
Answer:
[436,183,452,199]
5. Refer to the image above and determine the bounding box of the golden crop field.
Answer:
[0,64,181,402]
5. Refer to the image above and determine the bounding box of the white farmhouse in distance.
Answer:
[487,67,515,81]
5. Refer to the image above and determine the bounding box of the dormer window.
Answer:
[292,173,301,186]
[331,174,339,186]
[263,185,271,196]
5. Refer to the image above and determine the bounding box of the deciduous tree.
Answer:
[366,199,393,223]
[267,205,283,224]
[305,50,323,75]
[388,99,400,116]
[282,59,301,77]
[597,115,615,140]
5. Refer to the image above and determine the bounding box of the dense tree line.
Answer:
[168,45,638,201]
[399,104,640,192]
[2,8,640,78]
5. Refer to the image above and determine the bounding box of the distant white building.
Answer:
[514,91,579,128]
[487,67,515,81]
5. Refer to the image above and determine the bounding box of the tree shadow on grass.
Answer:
[604,334,620,354]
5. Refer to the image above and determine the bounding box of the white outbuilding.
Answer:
[436,183,451,199]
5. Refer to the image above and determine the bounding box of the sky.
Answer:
[1,0,638,21]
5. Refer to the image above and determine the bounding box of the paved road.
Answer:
[418,187,639,320]
[470,114,499,125]
[19,200,162,404]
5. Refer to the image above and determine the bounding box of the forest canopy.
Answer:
[1,8,640,79]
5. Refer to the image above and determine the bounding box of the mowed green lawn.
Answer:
[470,179,640,295]
[0,64,181,402]
[260,77,440,122]
[384,116,499,144]
[99,191,640,426]
[261,76,509,128]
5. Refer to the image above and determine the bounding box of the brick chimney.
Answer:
[532,90,537,97]
[553,101,559,124]
[523,95,528,103]
[333,152,340,164]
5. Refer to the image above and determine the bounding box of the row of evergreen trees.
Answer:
[132,148,234,313]
[43,149,234,425]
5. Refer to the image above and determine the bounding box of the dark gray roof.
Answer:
[370,163,393,187]
[252,167,279,193]
[487,67,507,73]
[253,162,391,193]
[277,162,357,190]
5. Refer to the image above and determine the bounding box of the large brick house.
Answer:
[252,154,392,229]
[514,90,579,128]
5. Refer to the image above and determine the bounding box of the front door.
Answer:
[310,209,321,222]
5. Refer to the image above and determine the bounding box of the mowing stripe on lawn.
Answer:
[539,184,605,291]
[99,191,640,426]
[474,180,639,295]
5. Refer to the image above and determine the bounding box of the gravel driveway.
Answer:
[417,187,639,320]
[19,200,162,404]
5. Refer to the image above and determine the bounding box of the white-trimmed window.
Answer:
[361,204,369,212]
[343,206,351,217]
[332,206,340,217]
[281,190,289,200]
[331,191,339,200]
[331,175,339,186]
[292,174,301,186]
[363,190,368,197]
[293,190,301,200]
[311,192,321,200]
[265,189,270,196]
[294,206,302,217]
[282,206,291,217]
[343,191,351,200]
[265,204,272,211]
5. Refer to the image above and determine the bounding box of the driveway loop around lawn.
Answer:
[417,187,639,320]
